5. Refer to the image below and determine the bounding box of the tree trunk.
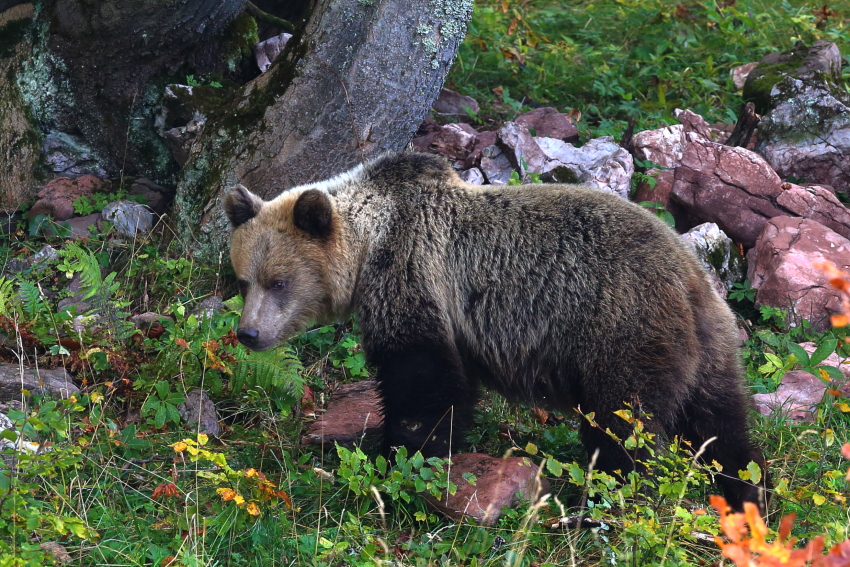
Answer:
[0,4,40,210]
[174,0,473,261]
[46,0,247,174]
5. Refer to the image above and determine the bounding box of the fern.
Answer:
[17,280,48,320]
[0,277,14,316]
[230,346,305,398]
[58,243,133,339]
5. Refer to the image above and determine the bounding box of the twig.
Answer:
[725,102,760,147]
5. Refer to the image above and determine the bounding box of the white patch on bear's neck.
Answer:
[300,163,366,196]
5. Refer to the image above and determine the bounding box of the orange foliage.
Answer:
[711,496,850,566]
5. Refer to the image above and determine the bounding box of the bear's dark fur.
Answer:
[224,152,768,512]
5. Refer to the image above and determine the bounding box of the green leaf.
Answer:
[786,343,809,366]
[546,457,563,477]
[809,339,838,367]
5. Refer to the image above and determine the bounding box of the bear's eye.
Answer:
[270,280,287,291]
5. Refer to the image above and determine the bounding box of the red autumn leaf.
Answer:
[175,338,190,349]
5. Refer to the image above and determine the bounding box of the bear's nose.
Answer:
[237,327,260,347]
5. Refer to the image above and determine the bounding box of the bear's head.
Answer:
[223,184,342,351]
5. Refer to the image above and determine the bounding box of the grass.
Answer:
[448,0,850,136]
[2,1,850,565]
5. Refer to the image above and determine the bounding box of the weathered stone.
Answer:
[178,389,221,437]
[535,136,634,198]
[39,542,72,565]
[254,32,292,73]
[429,123,477,161]
[681,223,745,291]
[675,108,715,140]
[459,167,485,185]
[301,380,383,447]
[41,132,108,178]
[497,121,548,176]
[30,175,111,222]
[670,133,785,248]
[752,371,827,420]
[478,145,514,185]
[0,364,79,406]
[102,201,154,238]
[747,216,850,331]
[465,130,497,168]
[58,272,92,316]
[432,87,480,116]
[632,169,675,207]
[731,62,759,90]
[514,107,578,142]
[0,31,40,211]
[743,40,843,113]
[632,124,686,169]
[45,213,100,240]
[192,296,225,320]
[129,178,171,214]
[423,453,549,526]
[32,244,59,266]
[757,77,850,195]
[0,412,42,455]
[775,183,850,239]
[131,312,173,329]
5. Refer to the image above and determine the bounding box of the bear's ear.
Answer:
[224,184,264,228]
[293,189,333,239]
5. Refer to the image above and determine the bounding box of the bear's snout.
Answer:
[236,326,261,349]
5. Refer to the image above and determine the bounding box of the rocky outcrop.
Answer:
[681,223,745,293]
[747,216,850,331]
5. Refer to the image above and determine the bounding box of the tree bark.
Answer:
[174,0,473,261]
[0,4,39,210]
[46,0,247,174]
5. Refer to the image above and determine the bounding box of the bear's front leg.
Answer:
[371,343,479,458]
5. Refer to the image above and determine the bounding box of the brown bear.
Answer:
[223,152,769,512]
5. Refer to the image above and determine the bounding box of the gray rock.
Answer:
[254,32,292,73]
[680,223,745,291]
[497,121,548,177]
[41,131,108,178]
[130,312,173,329]
[459,167,485,185]
[432,87,480,116]
[102,201,154,238]
[535,136,634,198]
[0,364,79,406]
[0,412,42,455]
[192,296,225,321]
[32,245,59,267]
[178,389,221,437]
[478,146,515,185]
[757,77,850,195]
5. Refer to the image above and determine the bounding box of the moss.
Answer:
[0,18,33,59]
[220,12,259,73]
[175,25,308,261]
